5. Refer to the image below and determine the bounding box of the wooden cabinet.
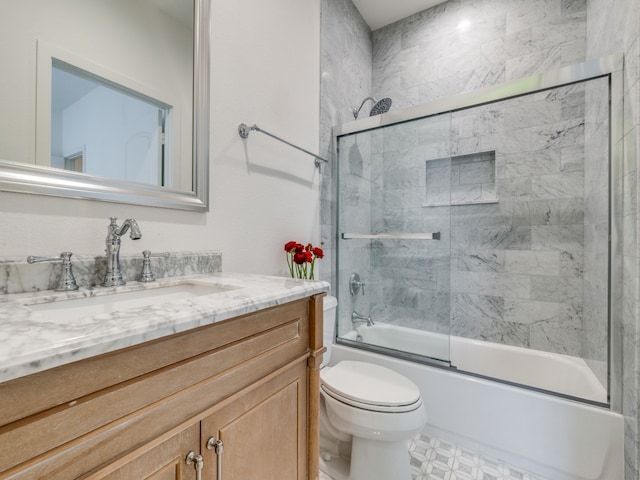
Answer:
[201,360,307,480]
[0,294,324,480]
[86,426,200,480]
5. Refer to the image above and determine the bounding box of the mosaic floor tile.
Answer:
[319,431,551,480]
[319,470,333,480]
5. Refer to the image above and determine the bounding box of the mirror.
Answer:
[0,0,209,211]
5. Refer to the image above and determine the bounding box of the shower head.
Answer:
[369,97,392,116]
[352,97,393,119]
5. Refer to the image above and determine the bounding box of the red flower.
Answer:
[285,240,324,279]
[284,241,305,253]
[284,241,298,253]
[293,251,307,265]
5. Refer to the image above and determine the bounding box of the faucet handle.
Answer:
[140,250,170,282]
[349,272,365,295]
[27,252,79,292]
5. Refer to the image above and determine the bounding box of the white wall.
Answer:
[0,0,321,278]
[208,0,321,275]
[61,85,162,185]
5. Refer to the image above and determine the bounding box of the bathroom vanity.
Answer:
[0,273,328,479]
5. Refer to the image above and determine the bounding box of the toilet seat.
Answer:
[321,360,422,413]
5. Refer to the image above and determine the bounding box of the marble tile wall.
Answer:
[324,0,617,378]
[370,0,587,110]
[425,151,498,206]
[586,0,640,477]
[336,129,376,336]
[0,251,222,294]
[582,77,611,387]
[355,0,603,362]
[319,0,372,293]
[326,0,607,361]
[366,115,453,337]
[362,81,609,362]
[322,0,639,477]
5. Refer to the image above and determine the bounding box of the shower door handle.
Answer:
[341,232,440,240]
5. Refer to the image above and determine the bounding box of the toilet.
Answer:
[319,296,427,480]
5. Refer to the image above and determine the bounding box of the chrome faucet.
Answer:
[27,252,79,291]
[351,311,374,327]
[102,217,142,287]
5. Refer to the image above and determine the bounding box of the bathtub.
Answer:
[334,326,624,480]
[342,322,607,403]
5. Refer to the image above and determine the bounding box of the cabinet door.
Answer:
[81,424,200,480]
[201,361,308,480]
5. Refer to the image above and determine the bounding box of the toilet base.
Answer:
[349,437,412,480]
[320,439,412,480]
[319,450,349,480]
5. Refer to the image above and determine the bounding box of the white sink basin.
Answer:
[24,281,237,321]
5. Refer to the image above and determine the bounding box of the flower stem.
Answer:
[286,254,294,277]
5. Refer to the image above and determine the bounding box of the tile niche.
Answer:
[424,150,498,207]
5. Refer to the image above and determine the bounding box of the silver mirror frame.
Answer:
[0,0,210,212]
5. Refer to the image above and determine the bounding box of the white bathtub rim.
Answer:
[330,344,624,480]
[343,322,608,404]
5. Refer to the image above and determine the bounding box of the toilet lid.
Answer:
[321,361,421,411]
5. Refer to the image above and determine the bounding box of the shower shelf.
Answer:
[424,150,498,207]
[341,232,440,240]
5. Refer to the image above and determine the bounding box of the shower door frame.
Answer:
[333,54,624,409]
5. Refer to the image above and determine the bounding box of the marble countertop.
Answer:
[0,273,329,384]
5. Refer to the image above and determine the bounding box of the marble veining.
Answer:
[0,250,223,295]
[319,0,373,291]
[322,0,638,476]
[0,272,329,384]
[327,0,616,401]
[336,73,610,366]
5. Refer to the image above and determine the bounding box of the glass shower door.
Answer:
[333,61,615,404]
[336,113,453,365]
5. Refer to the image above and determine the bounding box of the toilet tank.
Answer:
[322,295,338,367]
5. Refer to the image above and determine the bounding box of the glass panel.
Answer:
[335,75,610,405]
[446,78,609,404]
[337,113,453,364]
[51,60,171,186]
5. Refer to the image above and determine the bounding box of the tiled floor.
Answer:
[319,432,550,480]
